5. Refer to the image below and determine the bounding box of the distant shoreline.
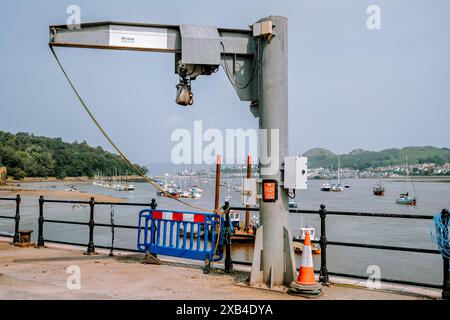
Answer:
[4,175,450,185]
[384,176,450,183]
[312,176,450,183]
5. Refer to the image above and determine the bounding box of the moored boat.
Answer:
[157,187,181,198]
[331,156,344,192]
[180,190,191,198]
[293,226,321,255]
[180,224,205,238]
[190,185,203,193]
[289,199,298,208]
[396,193,416,205]
[395,156,417,205]
[229,211,241,230]
[190,189,202,198]
[331,183,344,192]
[233,184,242,192]
[65,185,79,192]
[373,180,385,196]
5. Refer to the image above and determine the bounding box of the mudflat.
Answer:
[0,186,125,202]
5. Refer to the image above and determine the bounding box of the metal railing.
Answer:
[36,196,158,254]
[229,204,450,299]
[0,195,448,299]
[0,195,21,243]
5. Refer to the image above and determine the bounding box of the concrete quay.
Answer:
[0,239,440,300]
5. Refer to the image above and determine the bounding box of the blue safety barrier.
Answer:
[137,209,224,263]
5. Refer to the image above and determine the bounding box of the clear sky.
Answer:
[1,0,449,165]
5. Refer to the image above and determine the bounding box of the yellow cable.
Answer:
[50,45,224,264]
[49,45,221,215]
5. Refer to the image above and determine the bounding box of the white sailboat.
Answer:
[331,156,344,192]
[395,155,417,205]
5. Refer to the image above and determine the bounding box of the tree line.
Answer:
[304,146,450,170]
[0,131,148,180]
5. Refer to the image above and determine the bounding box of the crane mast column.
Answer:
[250,16,296,288]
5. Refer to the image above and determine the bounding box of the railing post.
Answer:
[37,195,45,247]
[319,204,330,284]
[149,198,158,258]
[86,197,95,254]
[441,209,450,300]
[443,257,450,300]
[223,200,233,273]
[13,194,21,244]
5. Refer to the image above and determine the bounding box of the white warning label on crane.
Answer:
[109,25,168,49]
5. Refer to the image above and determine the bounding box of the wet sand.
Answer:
[0,186,125,203]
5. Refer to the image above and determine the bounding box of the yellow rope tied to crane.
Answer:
[49,45,222,217]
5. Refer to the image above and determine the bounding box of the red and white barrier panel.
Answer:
[151,211,206,223]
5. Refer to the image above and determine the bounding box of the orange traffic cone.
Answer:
[289,231,322,296]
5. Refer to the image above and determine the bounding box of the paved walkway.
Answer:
[0,240,439,300]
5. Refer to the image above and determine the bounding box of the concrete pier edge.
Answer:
[0,237,441,300]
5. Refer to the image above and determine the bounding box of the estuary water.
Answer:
[1,178,449,287]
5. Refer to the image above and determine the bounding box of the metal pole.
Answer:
[245,155,251,232]
[443,257,450,300]
[13,194,21,244]
[214,155,221,211]
[256,16,295,286]
[150,199,157,210]
[319,204,330,284]
[109,203,115,257]
[37,195,45,247]
[150,198,158,258]
[442,209,450,299]
[223,201,233,273]
[86,197,95,254]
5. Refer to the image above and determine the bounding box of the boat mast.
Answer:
[405,155,417,198]
[338,156,341,185]
[405,155,410,185]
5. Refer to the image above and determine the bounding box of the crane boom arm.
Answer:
[49,21,255,56]
[49,21,258,102]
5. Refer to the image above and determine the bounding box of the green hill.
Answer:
[0,131,147,180]
[304,146,450,169]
